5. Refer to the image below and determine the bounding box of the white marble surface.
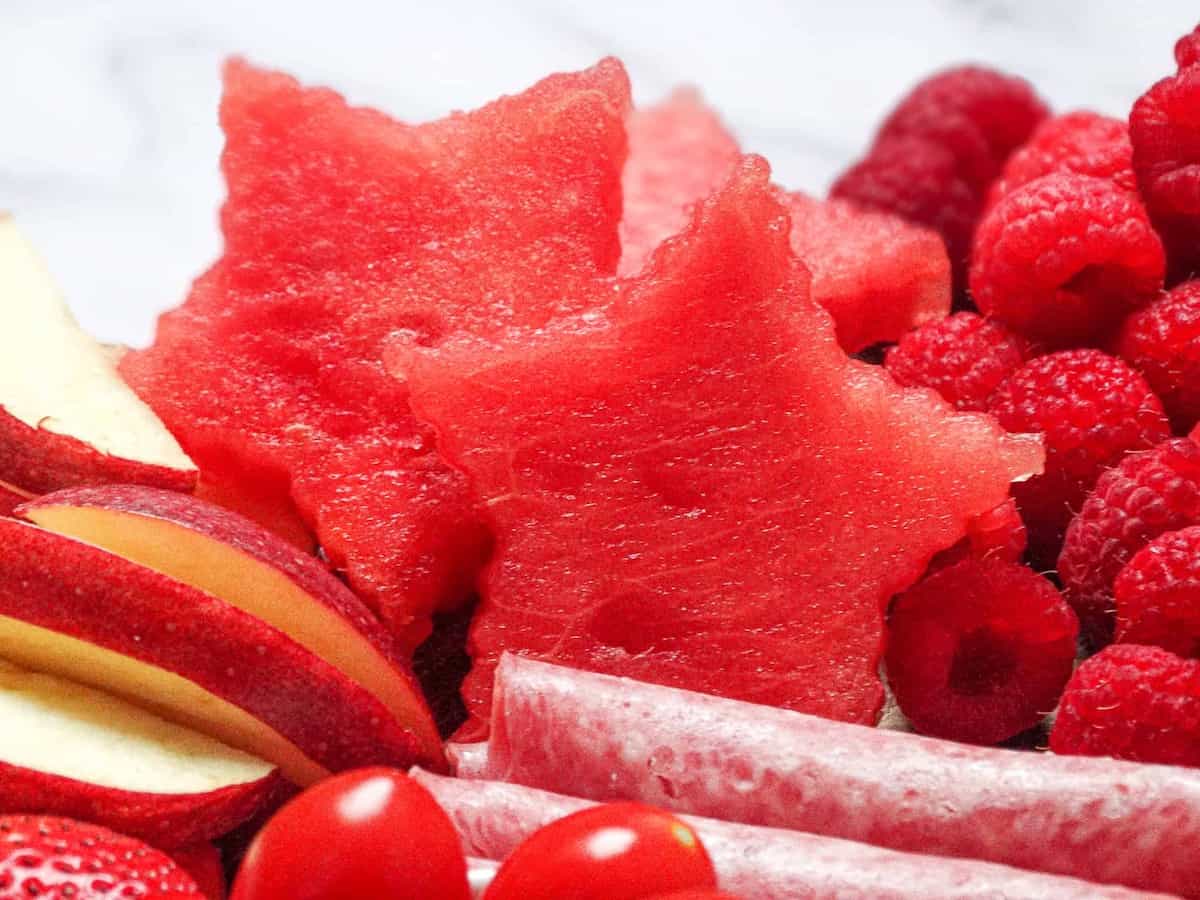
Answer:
[2,0,1197,346]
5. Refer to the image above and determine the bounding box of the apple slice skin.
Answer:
[0,760,284,849]
[0,479,30,516]
[0,408,198,495]
[19,485,444,762]
[0,518,442,781]
[22,485,400,661]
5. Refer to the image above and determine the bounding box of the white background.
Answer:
[2,0,1196,345]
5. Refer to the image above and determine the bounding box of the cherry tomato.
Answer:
[230,768,469,900]
[482,802,717,900]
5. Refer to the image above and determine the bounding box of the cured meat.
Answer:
[475,654,1200,898]
[412,771,1166,900]
[402,157,1041,734]
[121,59,631,648]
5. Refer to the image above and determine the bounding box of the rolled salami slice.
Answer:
[447,742,491,779]
[412,771,1165,900]
[468,857,498,898]
[484,654,1200,898]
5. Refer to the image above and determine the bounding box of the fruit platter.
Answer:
[4,16,1200,900]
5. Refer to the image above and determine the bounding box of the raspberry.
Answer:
[877,65,1050,190]
[1058,438,1200,646]
[986,111,1136,207]
[1114,526,1200,657]
[1176,25,1200,70]
[885,558,1078,745]
[1049,644,1200,767]
[884,312,1030,411]
[832,136,980,294]
[1117,279,1200,433]
[969,174,1165,346]
[929,497,1028,572]
[1130,65,1200,279]
[833,66,1047,301]
[987,350,1170,569]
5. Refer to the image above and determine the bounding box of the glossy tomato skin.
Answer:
[482,802,717,900]
[230,768,469,900]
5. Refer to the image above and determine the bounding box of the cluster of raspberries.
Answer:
[840,26,1200,764]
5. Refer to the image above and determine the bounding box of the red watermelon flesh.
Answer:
[618,88,741,276]
[783,192,951,352]
[401,156,1043,736]
[121,59,631,648]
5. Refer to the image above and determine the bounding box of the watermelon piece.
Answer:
[617,90,949,350]
[401,157,1042,736]
[121,58,631,647]
[783,192,951,351]
[618,88,741,276]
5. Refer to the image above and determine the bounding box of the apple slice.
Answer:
[0,659,280,847]
[20,485,442,762]
[0,478,31,516]
[0,214,196,494]
[0,518,444,785]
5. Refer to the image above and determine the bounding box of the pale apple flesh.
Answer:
[0,518,441,784]
[0,660,281,847]
[22,486,444,763]
[0,611,327,787]
[0,215,196,493]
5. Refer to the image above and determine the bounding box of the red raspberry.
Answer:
[832,136,980,294]
[969,173,1166,346]
[987,349,1170,569]
[1130,65,1200,279]
[1049,644,1200,767]
[886,558,1078,745]
[1176,24,1200,70]
[833,66,1048,301]
[884,312,1030,411]
[986,111,1136,207]
[1114,525,1200,657]
[1117,279,1200,433]
[928,497,1028,572]
[1058,438,1200,646]
[876,65,1050,190]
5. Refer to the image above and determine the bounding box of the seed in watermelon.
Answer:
[619,88,741,277]
[121,58,631,648]
[400,157,1042,736]
[782,192,950,352]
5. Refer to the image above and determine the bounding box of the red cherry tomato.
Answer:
[230,768,469,900]
[482,802,717,900]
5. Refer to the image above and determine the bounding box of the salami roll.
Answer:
[482,654,1200,898]
[413,771,1165,900]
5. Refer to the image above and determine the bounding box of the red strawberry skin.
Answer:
[0,815,201,898]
